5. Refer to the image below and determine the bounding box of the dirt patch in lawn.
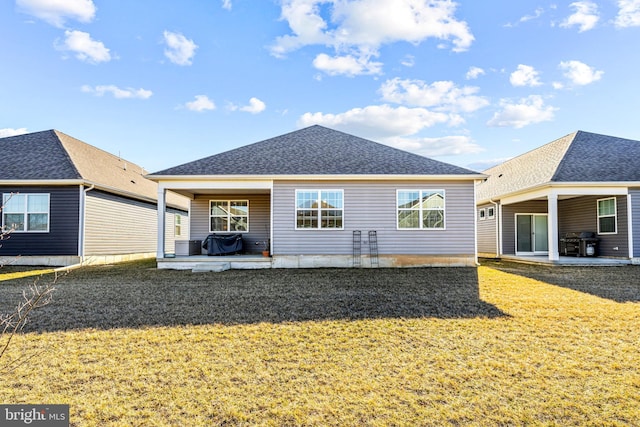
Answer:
[482,258,640,303]
[0,260,505,332]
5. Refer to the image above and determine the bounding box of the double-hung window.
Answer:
[479,208,486,221]
[295,190,343,229]
[397,190,445,229]
[597,197,617,234]
[209,200,249,233]
[2,193,50,232]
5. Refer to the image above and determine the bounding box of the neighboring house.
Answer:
[148,125,485,269]
[477,131,640,263]
[0,130,189,266]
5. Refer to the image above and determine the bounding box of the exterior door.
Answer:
[516,214,548,254]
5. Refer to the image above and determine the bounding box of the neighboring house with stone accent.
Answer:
[148,125,485,269]
[0,130,189,266]
[477,131,640,263]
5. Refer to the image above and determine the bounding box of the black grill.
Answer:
[559,232,599,257]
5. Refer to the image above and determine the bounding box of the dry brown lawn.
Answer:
[1,259,639,426]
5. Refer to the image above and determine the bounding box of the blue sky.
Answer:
[1,0,639,173]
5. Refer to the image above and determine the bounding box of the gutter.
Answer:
[146,173,489,182]
[78,184,95,259]
[489,198,500,258]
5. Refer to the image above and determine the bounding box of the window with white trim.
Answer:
[597,197,617,234]
[487,207,495,219]
[397,190,445,229]
[2,193,50,232]
[479,208,486,221]
[175,215,182,236]
[209,200,249,233]
[295,190,343,229]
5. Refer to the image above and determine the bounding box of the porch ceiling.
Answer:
[173,188,271,198]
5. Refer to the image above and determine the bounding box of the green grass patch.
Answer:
[1,261,639,426]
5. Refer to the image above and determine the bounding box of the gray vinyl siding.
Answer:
[84,190,157,255]
[477,203,498,255]
[191,194,270,254]
[0,186,79,256]
[501,201,547,255]
[631,189,640,258]
[558,195,629,257]
[272,180,476,256]
[164,208,190,253]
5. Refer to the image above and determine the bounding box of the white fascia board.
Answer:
[0,179,85,186]
[0,179,179,208]
[150,174,486,183]
[498,183,630,206]
[157,179,273,192]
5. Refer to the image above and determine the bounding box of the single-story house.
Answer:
[477,130,640,264]
[0,130,189,266]
[148,125,486,269]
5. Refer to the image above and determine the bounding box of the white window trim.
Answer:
[597,197,617,235]
[396,189,446,230]
[295,189,344,230]
[487,207,495,219]
[2,193,50,233]
[479,208,486,221]
[209,200,249,233]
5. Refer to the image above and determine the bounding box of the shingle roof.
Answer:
[0,130,186,208]
[477,131,640,202]
[150,125,480,177]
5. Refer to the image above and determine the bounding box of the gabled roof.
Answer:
[477,131,640,202]
[0,130,186,208]
[150,125,481,177]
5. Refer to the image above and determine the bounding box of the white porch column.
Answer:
[157,186,166,259]
[547,193,559,261]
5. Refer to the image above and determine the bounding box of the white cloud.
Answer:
[0,128,28,138]
[385,135,484,157]
[271,0,474,75]
[299,105,451,139]
[379,78,489,114]
[298,105,483,156]
[229,97,267,114]
[81,85,153,99]
[312,53,383,76]
[465,66,485,80]
[185,95,216,112]
[401,55,415,67]
[487,95,557,128]
[163,31,198,66]
[510,64,542,87]
[57,30,111,64]
[616,0,640,27]
[560,1,599,32]
[559,60,603,85]
[504,7,545,27]
[221,0,232,10]
[17,0,96,27]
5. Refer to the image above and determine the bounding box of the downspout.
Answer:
[489,198,500,258]
[78,184,95,262]
[474,180,480,266]
[627,193,634,260]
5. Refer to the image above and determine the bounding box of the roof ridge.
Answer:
[51,130,83,179]
[549,131,580,182]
